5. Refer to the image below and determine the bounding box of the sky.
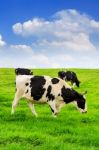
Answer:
[0,0,99,68]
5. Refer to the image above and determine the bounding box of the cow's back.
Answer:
[15,75,71,102]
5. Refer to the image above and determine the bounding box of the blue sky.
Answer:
[0,0,99,68]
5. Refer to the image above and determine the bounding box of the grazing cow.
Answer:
[15,68,33,75]
[58,71,80,87]
[11,75,87,117]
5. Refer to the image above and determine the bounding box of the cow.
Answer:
[15,68,33,75]
[11,75,87,117]
[58,71,80,87]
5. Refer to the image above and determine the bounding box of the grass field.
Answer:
[0,68,99,150]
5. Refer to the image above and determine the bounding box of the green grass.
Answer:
[0,68,99,150]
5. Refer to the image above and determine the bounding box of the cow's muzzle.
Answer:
[80,109,87,114]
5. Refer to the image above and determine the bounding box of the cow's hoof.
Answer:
[11,111,14,115]
[34,113,38,117]
[52,114,57,118]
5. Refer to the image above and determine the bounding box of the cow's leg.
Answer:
[48,101,58,117]
[28,102,38,117]
[56,100,65,113]
[73,101,77,106]
[11,90,22,114]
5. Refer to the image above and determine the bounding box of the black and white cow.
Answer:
[58,71,80,87]
[11,75,87,117]
[15,68,33,75]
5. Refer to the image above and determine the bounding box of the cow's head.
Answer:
[76,91,87,113]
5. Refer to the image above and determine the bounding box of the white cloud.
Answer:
[0,35,6,47]
[12,9,99,36]
[0,42,99,68]
[12,23,22,34]
[90,20,99,29]
[1,9,99,68]
[12,18,49,37]
[10,44,33,54]
[33,32,96,53]
[12,9,99,52]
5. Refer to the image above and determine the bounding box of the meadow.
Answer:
[0,68,99,150]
